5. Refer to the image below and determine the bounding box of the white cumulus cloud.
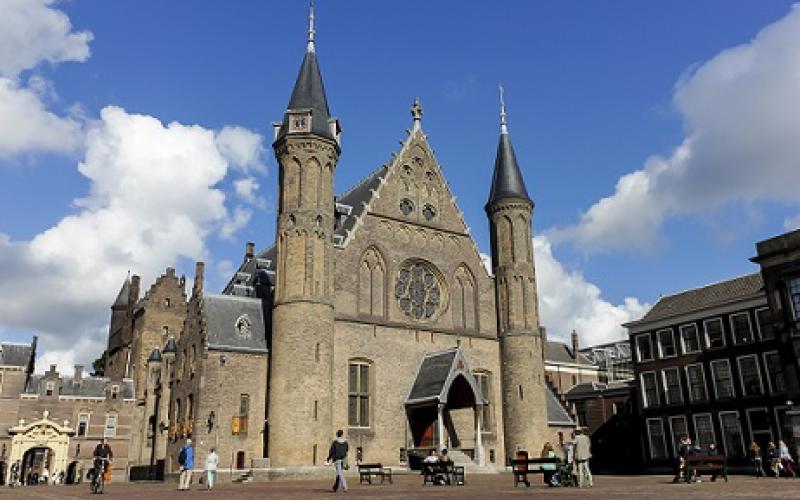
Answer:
[549,5,800,252]
[216,126,267,174]
[0,106,263,371]
[533,236,650,346]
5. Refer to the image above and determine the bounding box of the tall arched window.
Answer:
[453,265,477,331]
[358,247,386,318]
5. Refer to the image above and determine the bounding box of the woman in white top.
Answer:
[204,448,220,490]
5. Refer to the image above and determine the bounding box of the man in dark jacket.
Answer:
[326,429,349,493]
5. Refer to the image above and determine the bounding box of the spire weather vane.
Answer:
[307,0,316,52]
[499,84,508,134]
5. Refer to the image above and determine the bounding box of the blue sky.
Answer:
[2,1,799,368]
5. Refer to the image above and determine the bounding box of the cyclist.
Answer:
[91,438,113,493]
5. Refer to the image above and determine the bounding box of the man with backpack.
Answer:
[177,438,194,491]
[325,429,349,493]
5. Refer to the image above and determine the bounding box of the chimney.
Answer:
[194,261,205,293]
[130,275,141,304]
[571,330,579,361]
[74,365,84,381]
[245,242,255,259]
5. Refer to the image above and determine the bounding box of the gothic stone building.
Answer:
[110,13,570,473]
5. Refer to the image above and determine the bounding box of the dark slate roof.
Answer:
[564,380,634,400]
[203,294,268,353]
[25,375,134,399]
[276,48,334,141]
[546,387,575,426]
[113,276,130,308]
[163,337,177,354]
[407,350,457,403]
[487,132,531,207]
[545,341,594,366]
[335,165,389,240]
[0,342,33,367]
[627,272,764,326]
[148,348,162,363]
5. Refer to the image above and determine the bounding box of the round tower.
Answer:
[486,87,548,457]
[268,4,341,467]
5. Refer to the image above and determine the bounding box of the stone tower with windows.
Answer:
[268,6,342,467]
[486,90,548,454]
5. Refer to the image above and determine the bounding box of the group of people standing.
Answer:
[539,428,593,488]
[749,440,796,478]
[175,438,219,491]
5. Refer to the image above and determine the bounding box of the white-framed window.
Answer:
[646,418,668,460]
[78,413,90,437]
[774,406,792,443]
[657,329,677,358]
[636,334,654,362]
[710,359,735,399]
[685,363,708,402]
[45,381,55,396]
[104,414,118,438]
[110,384,119,400]
[755,307,774,340]
[693,413,716,449]
[746,407,773,446]
[679,323,701,354]
[730,312,754,344]
[703,318,726,349]
[763,351,786,394]
[668,415,689,459]
[718,411,745,457]
[788,277,800,321]
[640,371,659,408]
[736,354,764,397]
[662,367,683,405]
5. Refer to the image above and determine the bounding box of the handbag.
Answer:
[343,457,350,470]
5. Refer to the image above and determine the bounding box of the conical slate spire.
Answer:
[113,273,131,308]
[276,2,334,141]
[487,86,531,206]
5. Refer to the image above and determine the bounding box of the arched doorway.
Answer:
[405,349,488,466]
[6,410,75,485]
[235,451,246,469]
[22,447,53,484]
[66,460,79,484]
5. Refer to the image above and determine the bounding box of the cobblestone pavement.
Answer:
[4,474,799,499]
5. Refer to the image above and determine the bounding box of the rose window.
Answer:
[395,261,443,320]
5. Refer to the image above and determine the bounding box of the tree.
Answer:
[91,351,106,376]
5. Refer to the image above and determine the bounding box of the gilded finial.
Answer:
[499,84,508,135]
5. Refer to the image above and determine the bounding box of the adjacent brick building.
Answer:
[625,273,789,468]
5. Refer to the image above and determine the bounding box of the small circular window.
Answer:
[423,204,437,221]
[395,261,444,321]
[399,198,414,216]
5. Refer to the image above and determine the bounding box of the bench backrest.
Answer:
[686,454,725,463]
[358,463,383,469]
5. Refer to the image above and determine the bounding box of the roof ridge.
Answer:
[336,164,388,201]
[655,271,761,301]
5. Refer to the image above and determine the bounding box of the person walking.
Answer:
[326,429,349,493]
[749,442,764,478]
[204,447,219,490]
[672,435,692,483]
[767,442,781,477]
[574,428,593,488]
[177,438,194,491]
[778,440,796,478]
[540,442,557,486]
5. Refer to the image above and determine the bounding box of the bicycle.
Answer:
[90,457,110,494]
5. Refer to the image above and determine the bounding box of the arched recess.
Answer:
[453,265,478,331]
[358,246,386,318]
[515,214,529,263]
[302,156,321,209]
[499,215,513,263]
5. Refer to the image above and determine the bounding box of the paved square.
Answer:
[4,474,799,499]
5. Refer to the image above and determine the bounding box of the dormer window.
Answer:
[288,112,312,133]
[111,385,119,400]
[45,381,55,396]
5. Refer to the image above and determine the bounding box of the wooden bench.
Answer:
[685,454,728,482]
[357,463,393,485]
[511,457,561,487]
[421,462,465,485]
